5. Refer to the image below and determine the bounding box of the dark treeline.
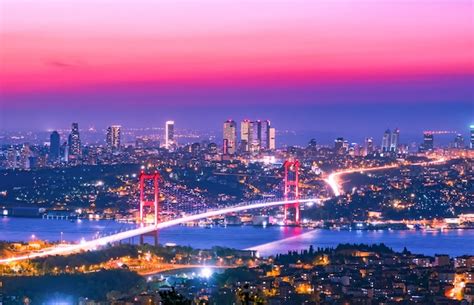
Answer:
[0,269,143,302]
[274,243,395,265]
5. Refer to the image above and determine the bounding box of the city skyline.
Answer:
[0,0,472,133]
[0,1,473,303]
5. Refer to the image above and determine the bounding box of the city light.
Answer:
[0,0,472,302]
[0,197,315,264]
[200,267,213,278]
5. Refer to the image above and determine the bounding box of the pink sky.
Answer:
[0,0,473,94]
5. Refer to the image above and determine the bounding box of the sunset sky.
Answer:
[0,0,472,139]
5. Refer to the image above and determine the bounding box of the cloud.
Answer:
[45,59,84,69]
[48,61,74,68]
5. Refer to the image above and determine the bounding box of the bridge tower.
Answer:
[283,159,300,225]
[139,169,160,245]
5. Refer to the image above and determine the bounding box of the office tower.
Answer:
[106,125,121,151]
[49,131,60,162]
[6,146,17,169]
[165,120,175,150]
[62,142,69,162]
[390,128,400,152]
[69,123,81,156]
[249,121,261,153]
[269,127,276,150]
[348,143,360,156]
[240,119,275,153]
[343,140,349,151]
[308,139,317,149]
[423,132,434,151]
[260,120,271,150]
[223,119,237,155]
[382,129,391,152]
[20,144,30,170]
[334,137,344,154]
[471,125,474,149]
[454,134,465,149]
[207,142,218,155]
[240,120,250,152]
[364,137,374,156]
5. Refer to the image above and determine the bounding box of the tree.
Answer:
[159,288,191,305]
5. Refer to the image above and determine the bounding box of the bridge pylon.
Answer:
[283,159,300,225]
[139,169,160,246]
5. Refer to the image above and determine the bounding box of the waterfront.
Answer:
[1,217,473,257]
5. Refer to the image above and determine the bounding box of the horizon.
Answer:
[1,0,473,133]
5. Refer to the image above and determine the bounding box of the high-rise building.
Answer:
[49,131,60,162]
[423,132,434,151]
[165,121,175,150]
[364,137,374,156]
[334,137,344,154]
[390,128,400,152]
[260,120,270,150]
[20,144,31,170]
[454,134,465,149]
[223,119,237,155]
[69,123,81,156]
[269,127,276,150]
[6,146,17,169]
[470,125,474,149]
[207,142,218,155]
[382,129,391,152]
[244,120,274,153]
[240,120,250,152]
[106,125,121,151]
[62,141,69,162]
[249,121,261,153]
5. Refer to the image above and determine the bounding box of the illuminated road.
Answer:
[0,198,318,264]
[1,156,447,264]
[324,157,447,196]
[138,264,235,276]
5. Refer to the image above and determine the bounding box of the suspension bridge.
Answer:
[0,156,447,263]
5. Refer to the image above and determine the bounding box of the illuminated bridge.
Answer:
[0,197,321,264]
[0,156,446,264]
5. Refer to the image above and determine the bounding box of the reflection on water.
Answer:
[1,217,473,257]
[250,229,474,257]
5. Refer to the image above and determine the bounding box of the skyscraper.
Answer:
[6,146,17,169]
[269,127,276,150]
[382,129,391,152]
[249,121,261,153]
[390,128,400,152]
[260,120,270,150]
[165,121,175,150]
[454,134,465,149]
[106,125,121,151]
[240,120,250,152]
[470,125,474,149]
[223,119,237,155]
[334,137,344,154]
[423,132,434,151]
[69,123,81,156]
[19,144,31,170]
[364,137,374,156]
[49,131,60,162]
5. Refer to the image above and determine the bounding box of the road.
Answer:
[324,156,447,196]
[0,156,447,264]
[0,198,317,264]
[138,264,234,276]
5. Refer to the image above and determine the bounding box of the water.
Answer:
[1,217,473,257]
